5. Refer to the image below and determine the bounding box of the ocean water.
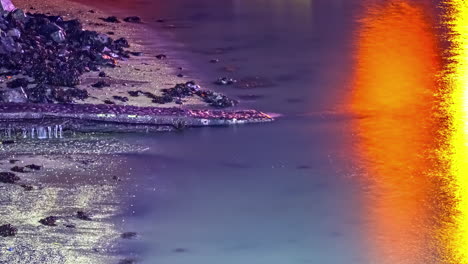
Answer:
[73,0,468,263]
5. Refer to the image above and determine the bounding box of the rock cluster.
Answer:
[0,8,131,104]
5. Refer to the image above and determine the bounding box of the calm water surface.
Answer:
[75,0,468,263]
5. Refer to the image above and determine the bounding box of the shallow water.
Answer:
[71,0,468,263]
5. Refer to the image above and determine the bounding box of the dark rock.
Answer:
[39,216,58,226]
[173,248,188,253]
[1,140,15,144]
[25,164,41,170]
[7,78,29,88]
[11,166,26,173]
[100,16,120,23]
[118,259,136,264]
[127,90,140,97]
[98,71,106,77]
[121,232,137,239]
[20,184,33,191]
[92,80,110,88]
[177,73,184,78]
[64,224,76,228]
[0,224,17,237]
[209,59,219,63]
[106,31,114,35]
[112,95,128,102]
[196,90,238,108]
[156,19,166,23]
[114,37,130,48]
[0,172,20,183]
[130,51,142,56]
[76,211,92,221]
[103,99,114,105]
[9,159,19,164]
[155,54,166,60]
[123,16,142,23]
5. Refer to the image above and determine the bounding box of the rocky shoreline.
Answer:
[0,1,272,134]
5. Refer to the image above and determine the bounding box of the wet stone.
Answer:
[130,51,143,56]
[155,54,166,60]
[0,224,17,237]
[92,80,110,88]
[121,232,137,239]
[103,99,115,105]
[25,164,41,170]
[215,77,237,86]
[0,172,20,184]
[124,16,142,23]
[100,16,120,23]
[128,90,140,97]
[64,224,76,228]
[98,71,106,77]
[20,184,33,191]
[11,166,26,173]
[113,95,128,102]
[76,211,92,221]
[9,159,19,164]
[39,216,58,226]
[7,78,29,88]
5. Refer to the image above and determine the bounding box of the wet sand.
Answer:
[0,1,211,263]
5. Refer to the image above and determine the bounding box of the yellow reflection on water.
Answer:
[439,1,468,263]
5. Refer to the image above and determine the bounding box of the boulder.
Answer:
[0,0,15,13]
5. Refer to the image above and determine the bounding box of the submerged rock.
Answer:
[124,16,142,23]
[0,224,17,237]
[76,211,92,221]
[39,216,58,226]
[121,232,137,239]
[0,172,20,183]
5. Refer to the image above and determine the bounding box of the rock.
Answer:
[100,16,120,23]
[25,164,41,170]
[0,88,28,103]
[112,95,128,102]
[11,166,26,173]
[130,51,142,56]
[121,232,137,239]
[195,90,238,108]
[9,159,19,164]
[215,77,236,85]
[7,28,20,38]
[103,99,114,105]
[128,90,140,97]
[50,29,66,43]
[76,211,92,221]
[124,16,142,23]
[209,59,219,63]
[155,54,166,60]
[7,78,29,88]
[9,9,26,23]
[39,216,58,226]
[64,224,75,228]
[0,224,17,237]
[0,0,14,13]
[114,37,130,48]
[0,172,20,183]
[92,80,110,88]
[20,184,33,191]
[98,71,106,77]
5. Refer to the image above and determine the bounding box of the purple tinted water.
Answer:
[74,0,366,263]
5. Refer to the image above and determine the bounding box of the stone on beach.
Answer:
[0,171,20,183]
[0,0,15,13]
[0,224,17,237]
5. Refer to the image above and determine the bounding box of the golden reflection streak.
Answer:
[439,1,468,263]
[351,1,441,263]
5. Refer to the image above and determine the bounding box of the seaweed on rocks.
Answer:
[0,9,131,104]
